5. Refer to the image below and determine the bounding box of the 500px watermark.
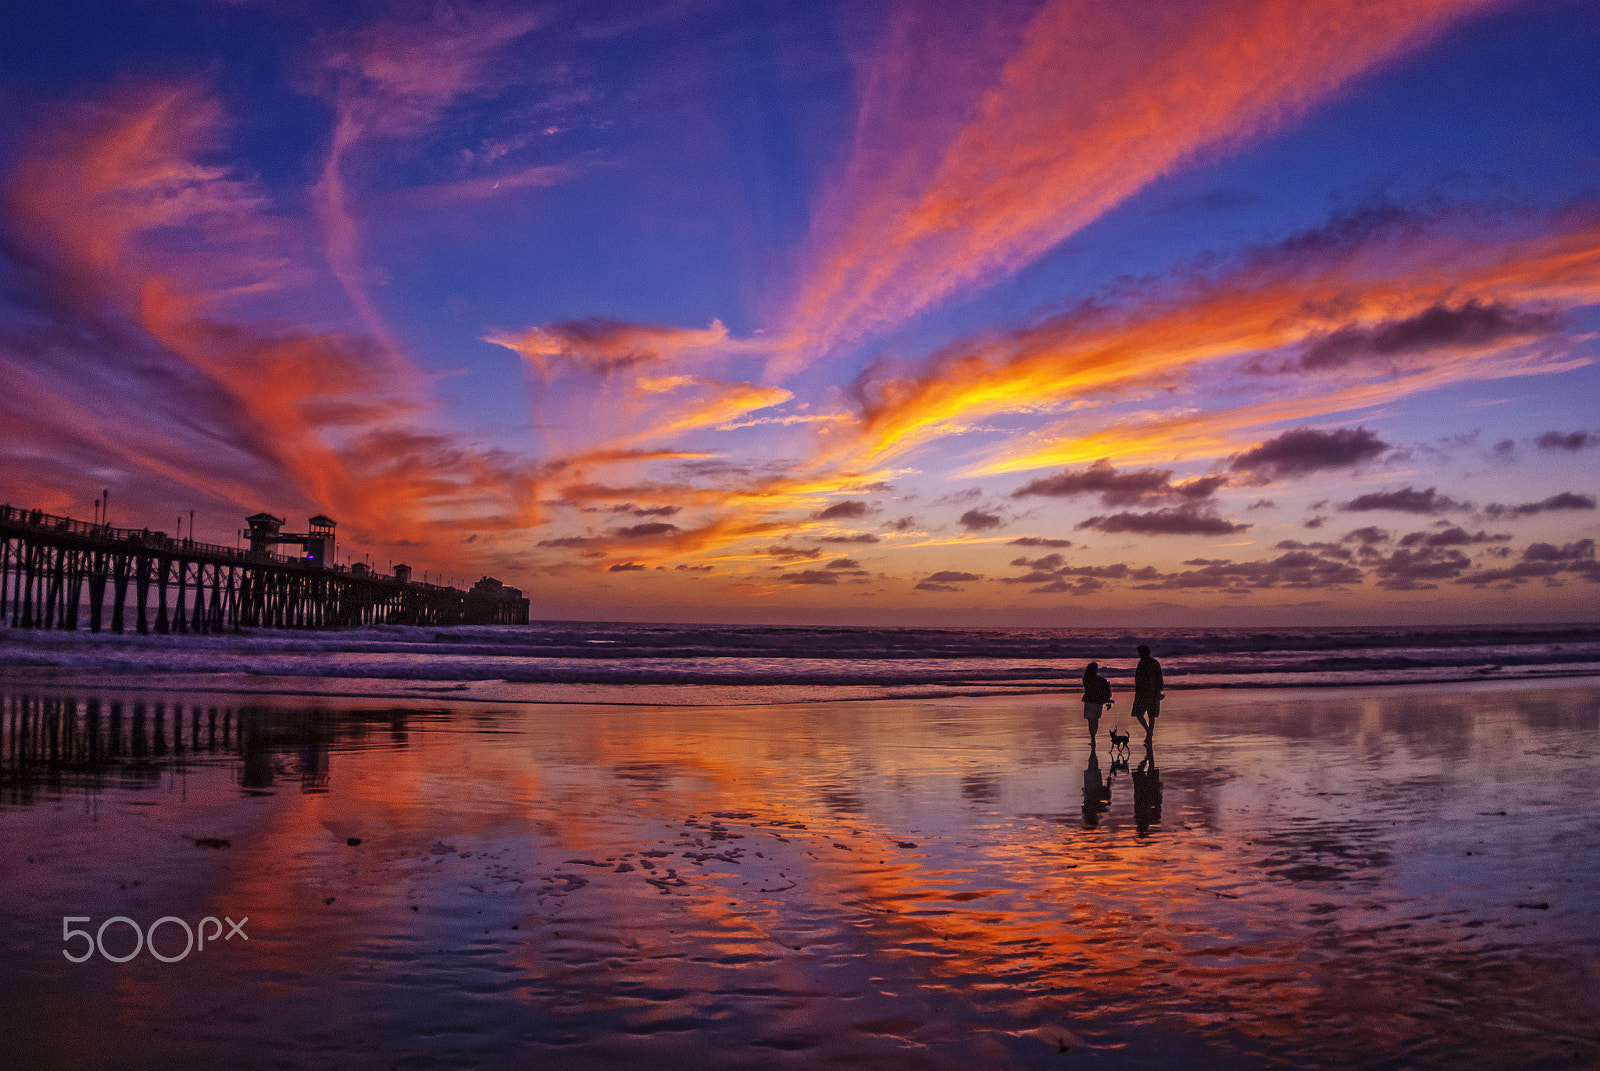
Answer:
[62,916,248,963]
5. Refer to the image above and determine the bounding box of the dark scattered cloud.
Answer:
[1398,527,1509,548]
[613,521,679,538]
[674,564,713,572]
[1483,492,1596,519]
[1457,539,1599,587]
[1077,505,1249,536]
[1247,499,1276,510]
[1340,526,1391,545]
[1303,516,1325,529]
[1338,487,1469,514]
[1274,540,1355,561]
[820,533,880,544]
[1535,431,1597,453]
[1005,546,1361,593]
[1524,539,1598,563]
[1260,199,1435,260]
[925,570,982,583]
[826,558,861,570]
[537,535,596,548]
[1369,546,1473,590]
[608,561,646,572]
[958,508,1003,531]
[780,570,839,585]
[981,509,1597,595]
[1133,551,1365,591]
[1028,578,1105,595]
[915,581,961,592]
[816,500,868,520]
[606,503,680,517]
[1008,536,1073,547]
[1000,560,1161,594]
[1229,427,1389,480]
[760,543,823,559]
[669,458,792,482]
[1293,300,1559,372]
[883,516,919,532]
[1013,460,1224,506]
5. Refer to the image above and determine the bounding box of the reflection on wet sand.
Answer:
[1133,742,1162,836]
[0,692,413,802]
[1,681,1598,1069]
[1082,750,1111,828]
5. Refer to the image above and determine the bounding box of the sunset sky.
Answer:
[1,0,1596,626]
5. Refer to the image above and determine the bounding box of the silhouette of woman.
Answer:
[1081,662,1112,746]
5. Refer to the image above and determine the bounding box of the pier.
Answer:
[0,504,528,633]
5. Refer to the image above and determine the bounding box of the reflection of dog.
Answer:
[1108,728,1131,764]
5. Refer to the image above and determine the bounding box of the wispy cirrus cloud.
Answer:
[405,160,592,205]
[781,0,1498,365]
[305,7,544,352]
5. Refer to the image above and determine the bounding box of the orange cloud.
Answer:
[488,318,739,377]
[817,209,1600,477]
[783,0,1497,365]
[631,377,794,437]
[0,81,546,560]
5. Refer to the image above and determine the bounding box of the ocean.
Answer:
[1,620,1597,705]
[3,619,1598,1068]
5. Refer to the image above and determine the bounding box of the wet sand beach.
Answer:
[1,677,1597,1069]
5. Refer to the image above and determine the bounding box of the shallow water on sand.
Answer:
[1,678,1597,1069]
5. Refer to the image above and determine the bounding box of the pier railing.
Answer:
[3,505,312,570]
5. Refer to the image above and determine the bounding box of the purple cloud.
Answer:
[1230,427,1389,480]
[1338,487,1469,514]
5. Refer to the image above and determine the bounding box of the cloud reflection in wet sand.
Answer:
[0,682,1597,1068]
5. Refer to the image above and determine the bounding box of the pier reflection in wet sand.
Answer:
[1,681,1597,1069]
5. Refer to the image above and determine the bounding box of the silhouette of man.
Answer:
[1132,644,1163,741]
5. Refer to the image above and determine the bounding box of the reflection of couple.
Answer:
[1081,645,1164,746]
[1081,739,1162,834]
